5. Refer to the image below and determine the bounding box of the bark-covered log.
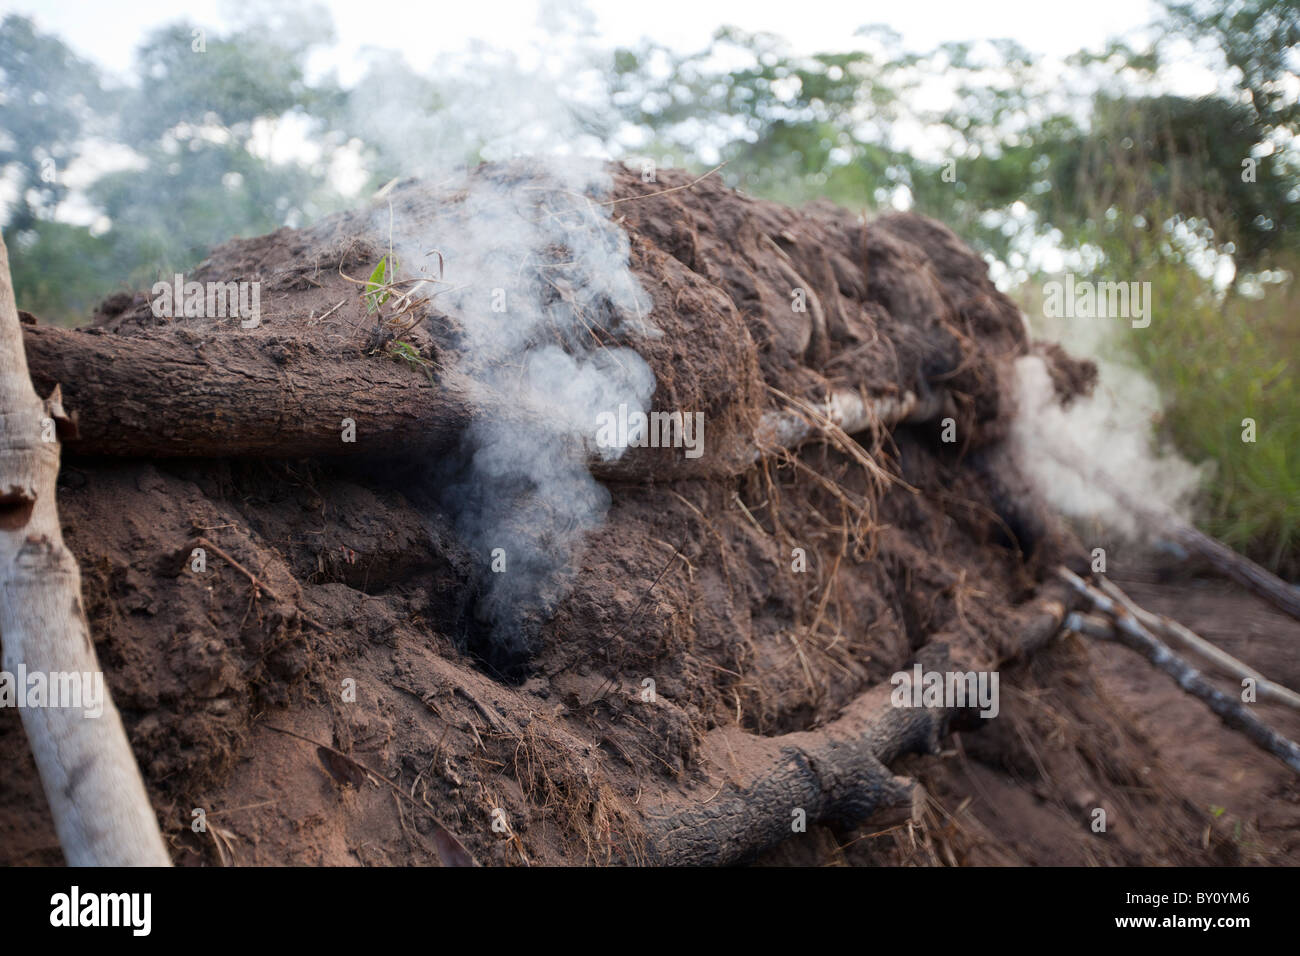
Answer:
[644,681,938,866]
[23,322,947,475]
[1173,524,1300,624]
[645,582,1079,865]
[22,323,474,459]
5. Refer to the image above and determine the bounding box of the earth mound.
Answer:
[0,164,1226,866]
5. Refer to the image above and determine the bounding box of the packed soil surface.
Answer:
[0,164,1290,865]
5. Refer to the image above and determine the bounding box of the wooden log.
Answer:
[645,681,934,866]
[1172,523,1300,624]
[1045,442,1300,623]
[752,386,954,457]
[21,324,473,459]
[645,581,1079,865]
[0,237,171,866]
[22,323,947,475]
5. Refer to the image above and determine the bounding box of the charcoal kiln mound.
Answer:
[0,164,1239,866]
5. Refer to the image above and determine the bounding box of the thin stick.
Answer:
[1058,567,1300,775]
[1096,576,1300,712]
[599,163,727,207]
[195,536,330,633]
[0,231,171,866]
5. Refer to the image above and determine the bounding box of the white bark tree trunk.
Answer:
[0,234,170,866]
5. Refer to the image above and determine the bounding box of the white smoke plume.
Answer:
[1010,344,1206,545]
[346,12,657,676]
[344,0,612,178]
[398,162,656,677]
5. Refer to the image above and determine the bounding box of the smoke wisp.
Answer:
[1010,349,1206,546]
[376,160,656,679]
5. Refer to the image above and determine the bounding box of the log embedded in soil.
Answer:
[645,680,935,866]
[21,324,473,459]
[22,323,948,472]
[645,581,1079,865]
[1172,524,1300,625]
[752,386,954,457]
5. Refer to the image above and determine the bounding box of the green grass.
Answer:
[1019,252,1299,577]
[1126,258,1299,576]
[385,339,435,378]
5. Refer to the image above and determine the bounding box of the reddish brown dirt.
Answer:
[0,165,1290,866]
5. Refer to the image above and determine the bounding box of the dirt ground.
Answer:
[1,165,1295,866]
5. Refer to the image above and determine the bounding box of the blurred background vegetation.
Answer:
[0,0,1296,573]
